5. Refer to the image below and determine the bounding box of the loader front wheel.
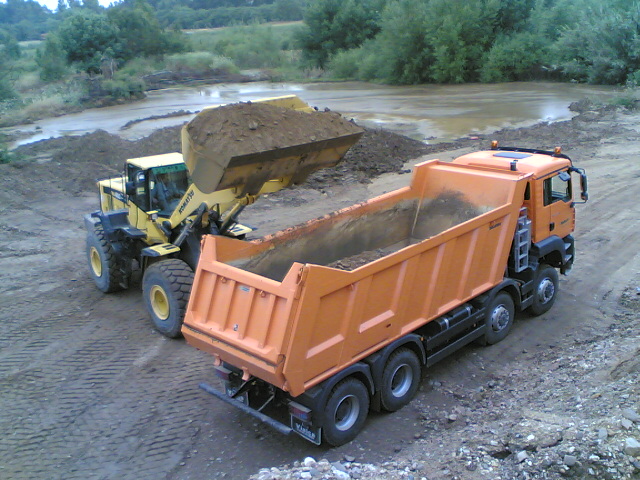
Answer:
[143,259,194,338]
[322,378,369,447]
[86,224,124,293]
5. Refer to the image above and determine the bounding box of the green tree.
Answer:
[554,1,640,84]
[36,35,69,81]
[57,11,120,73]
[0,29,21,59]
[427,0,501,83]
[108,0,188,60]
[297,0,385,68]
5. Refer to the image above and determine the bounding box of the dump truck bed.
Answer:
[183,160,530,397]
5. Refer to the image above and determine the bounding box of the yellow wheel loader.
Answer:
[85,96,363,337]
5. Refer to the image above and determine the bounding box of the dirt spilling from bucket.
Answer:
[184,102,363,157]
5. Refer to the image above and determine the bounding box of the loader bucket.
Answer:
[181,99,364,196]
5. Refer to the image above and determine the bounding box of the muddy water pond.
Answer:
[11,81,616,146]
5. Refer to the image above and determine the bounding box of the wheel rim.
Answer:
[390,364,412,398]
[150,285,170,320]
[334,395,360,432]
[537,278,555,305]
[490,304,510,332]
[90,246,102,277]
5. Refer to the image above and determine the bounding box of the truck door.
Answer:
[539,170,574,240]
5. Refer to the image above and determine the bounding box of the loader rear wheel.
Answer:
[483,292,515,345]
[322,378,369,447]
[527,264,559,316]
[86,224,124,293]
[380,348,421,412]
[142,259,194,338]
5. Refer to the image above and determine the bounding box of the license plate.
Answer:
[291,418,321,445]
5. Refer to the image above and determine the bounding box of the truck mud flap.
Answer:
[199,383,293,436]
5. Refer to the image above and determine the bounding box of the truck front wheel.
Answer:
[380,348,421,412]
[142,259,194,338]
[527,264,559,316]
[322,378,370,447]
[86,224,125,293]
[483,292,515,345]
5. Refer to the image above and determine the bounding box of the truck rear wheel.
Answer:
[527,264,559,316]
[322,378,370,447]
[86,224,125,293]
[142,259,194,338]
[483,292,515,345]
[380,348,421,412]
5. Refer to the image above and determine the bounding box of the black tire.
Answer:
[322,378,370,447]
[142,259,194,338]
[483,292,515,345]
[527,264,559,316]
[380,348,421,412]
[86,224,125,293]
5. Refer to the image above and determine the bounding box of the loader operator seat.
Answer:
[152,173,182,214]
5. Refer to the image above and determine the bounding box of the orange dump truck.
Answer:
[182,145,588,446]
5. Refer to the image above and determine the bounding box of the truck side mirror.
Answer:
[569,167,588,204]
[580,173,588,201]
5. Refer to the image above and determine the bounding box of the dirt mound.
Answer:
[185,102,362,156]
[10,122,427,198]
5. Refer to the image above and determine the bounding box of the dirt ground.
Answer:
[1,105,639,480]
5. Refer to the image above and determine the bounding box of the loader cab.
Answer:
[125,153,189,217]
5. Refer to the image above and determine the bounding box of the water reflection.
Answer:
[8,81,617,147]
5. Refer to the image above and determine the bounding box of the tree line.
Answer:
[0,0,307,40]
[297,0,640,86]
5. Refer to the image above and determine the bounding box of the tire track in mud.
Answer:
[0,292,212,480]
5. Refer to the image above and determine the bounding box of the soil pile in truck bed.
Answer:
[328,191,483,271]
[184,102,363,158]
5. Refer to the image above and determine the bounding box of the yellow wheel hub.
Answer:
[90,246,103,277]
[150,285,170,320]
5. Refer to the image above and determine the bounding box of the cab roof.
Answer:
[452,149,572,178]
[127,152,184,169]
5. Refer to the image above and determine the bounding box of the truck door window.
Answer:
[543,173,571,206]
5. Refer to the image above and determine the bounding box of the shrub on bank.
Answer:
[101,75,146,100]
[164,51,238,75]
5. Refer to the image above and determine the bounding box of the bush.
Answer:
[327,49,362,79]
[164,51,238,74]
[0,140,12,164]
[118,57,164,77]
[36,36,69,82]
[480,32,549,82]
[101,75,146,100]
[0,75,17,101]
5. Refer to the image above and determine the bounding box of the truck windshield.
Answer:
[149,165,189,214]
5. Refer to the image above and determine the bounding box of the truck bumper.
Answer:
[199,382,292,436]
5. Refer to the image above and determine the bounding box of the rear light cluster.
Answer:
[288,401,312,423]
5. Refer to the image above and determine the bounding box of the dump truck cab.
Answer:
[453,145,588,274]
